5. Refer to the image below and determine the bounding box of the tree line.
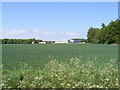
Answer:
[87,19,120,44]
[1,38,43,44]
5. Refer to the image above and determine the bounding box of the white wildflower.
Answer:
[67,84,70,86]
[89,86,93,88]
[0,83,4,86]
[78,82,82,84]
[96,85,99,88]
[105,78,109,81]
[116,84,118,86]
[75,84,79,86]
[60,83,64,85]
[35,77,39,80]
[100,86,103,88]
[93,85,96,87]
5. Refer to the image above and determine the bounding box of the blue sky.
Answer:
[2,2,118,40]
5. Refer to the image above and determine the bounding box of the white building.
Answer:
[68,39,86,44]
[55,40,68,44]
[39,42,46,44]
[69,40,74,43]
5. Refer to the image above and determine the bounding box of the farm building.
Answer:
[68,39,85,44]
[31,41,35,44]
[54,39,85,44]
[55,40,68,44]
[39,42,46,44]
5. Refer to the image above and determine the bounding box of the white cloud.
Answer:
[43,31,58,35]
[33,29,39,32]
[43,32,50,35]
[2,29,81,40]
[5,29,26,35]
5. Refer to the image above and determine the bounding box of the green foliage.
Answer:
[87,27,100,43]
[2,38,43,44]
[46,41,54,44]
[87,20,120,44]
[101,23,105,28]
[2,58,118,88]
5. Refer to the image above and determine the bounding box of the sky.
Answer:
[2,2,118,41]
[118,1,120,19]
[1,0,119,2]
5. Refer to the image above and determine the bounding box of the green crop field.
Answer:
[2,44,119,88]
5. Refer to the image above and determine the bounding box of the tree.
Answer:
[101,23,105,28]
[2,39,9,44]
[87,27,100,43]
[87,19,120,44]
[1,38,43,44]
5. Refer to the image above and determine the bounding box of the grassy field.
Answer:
[2,44,118,88]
